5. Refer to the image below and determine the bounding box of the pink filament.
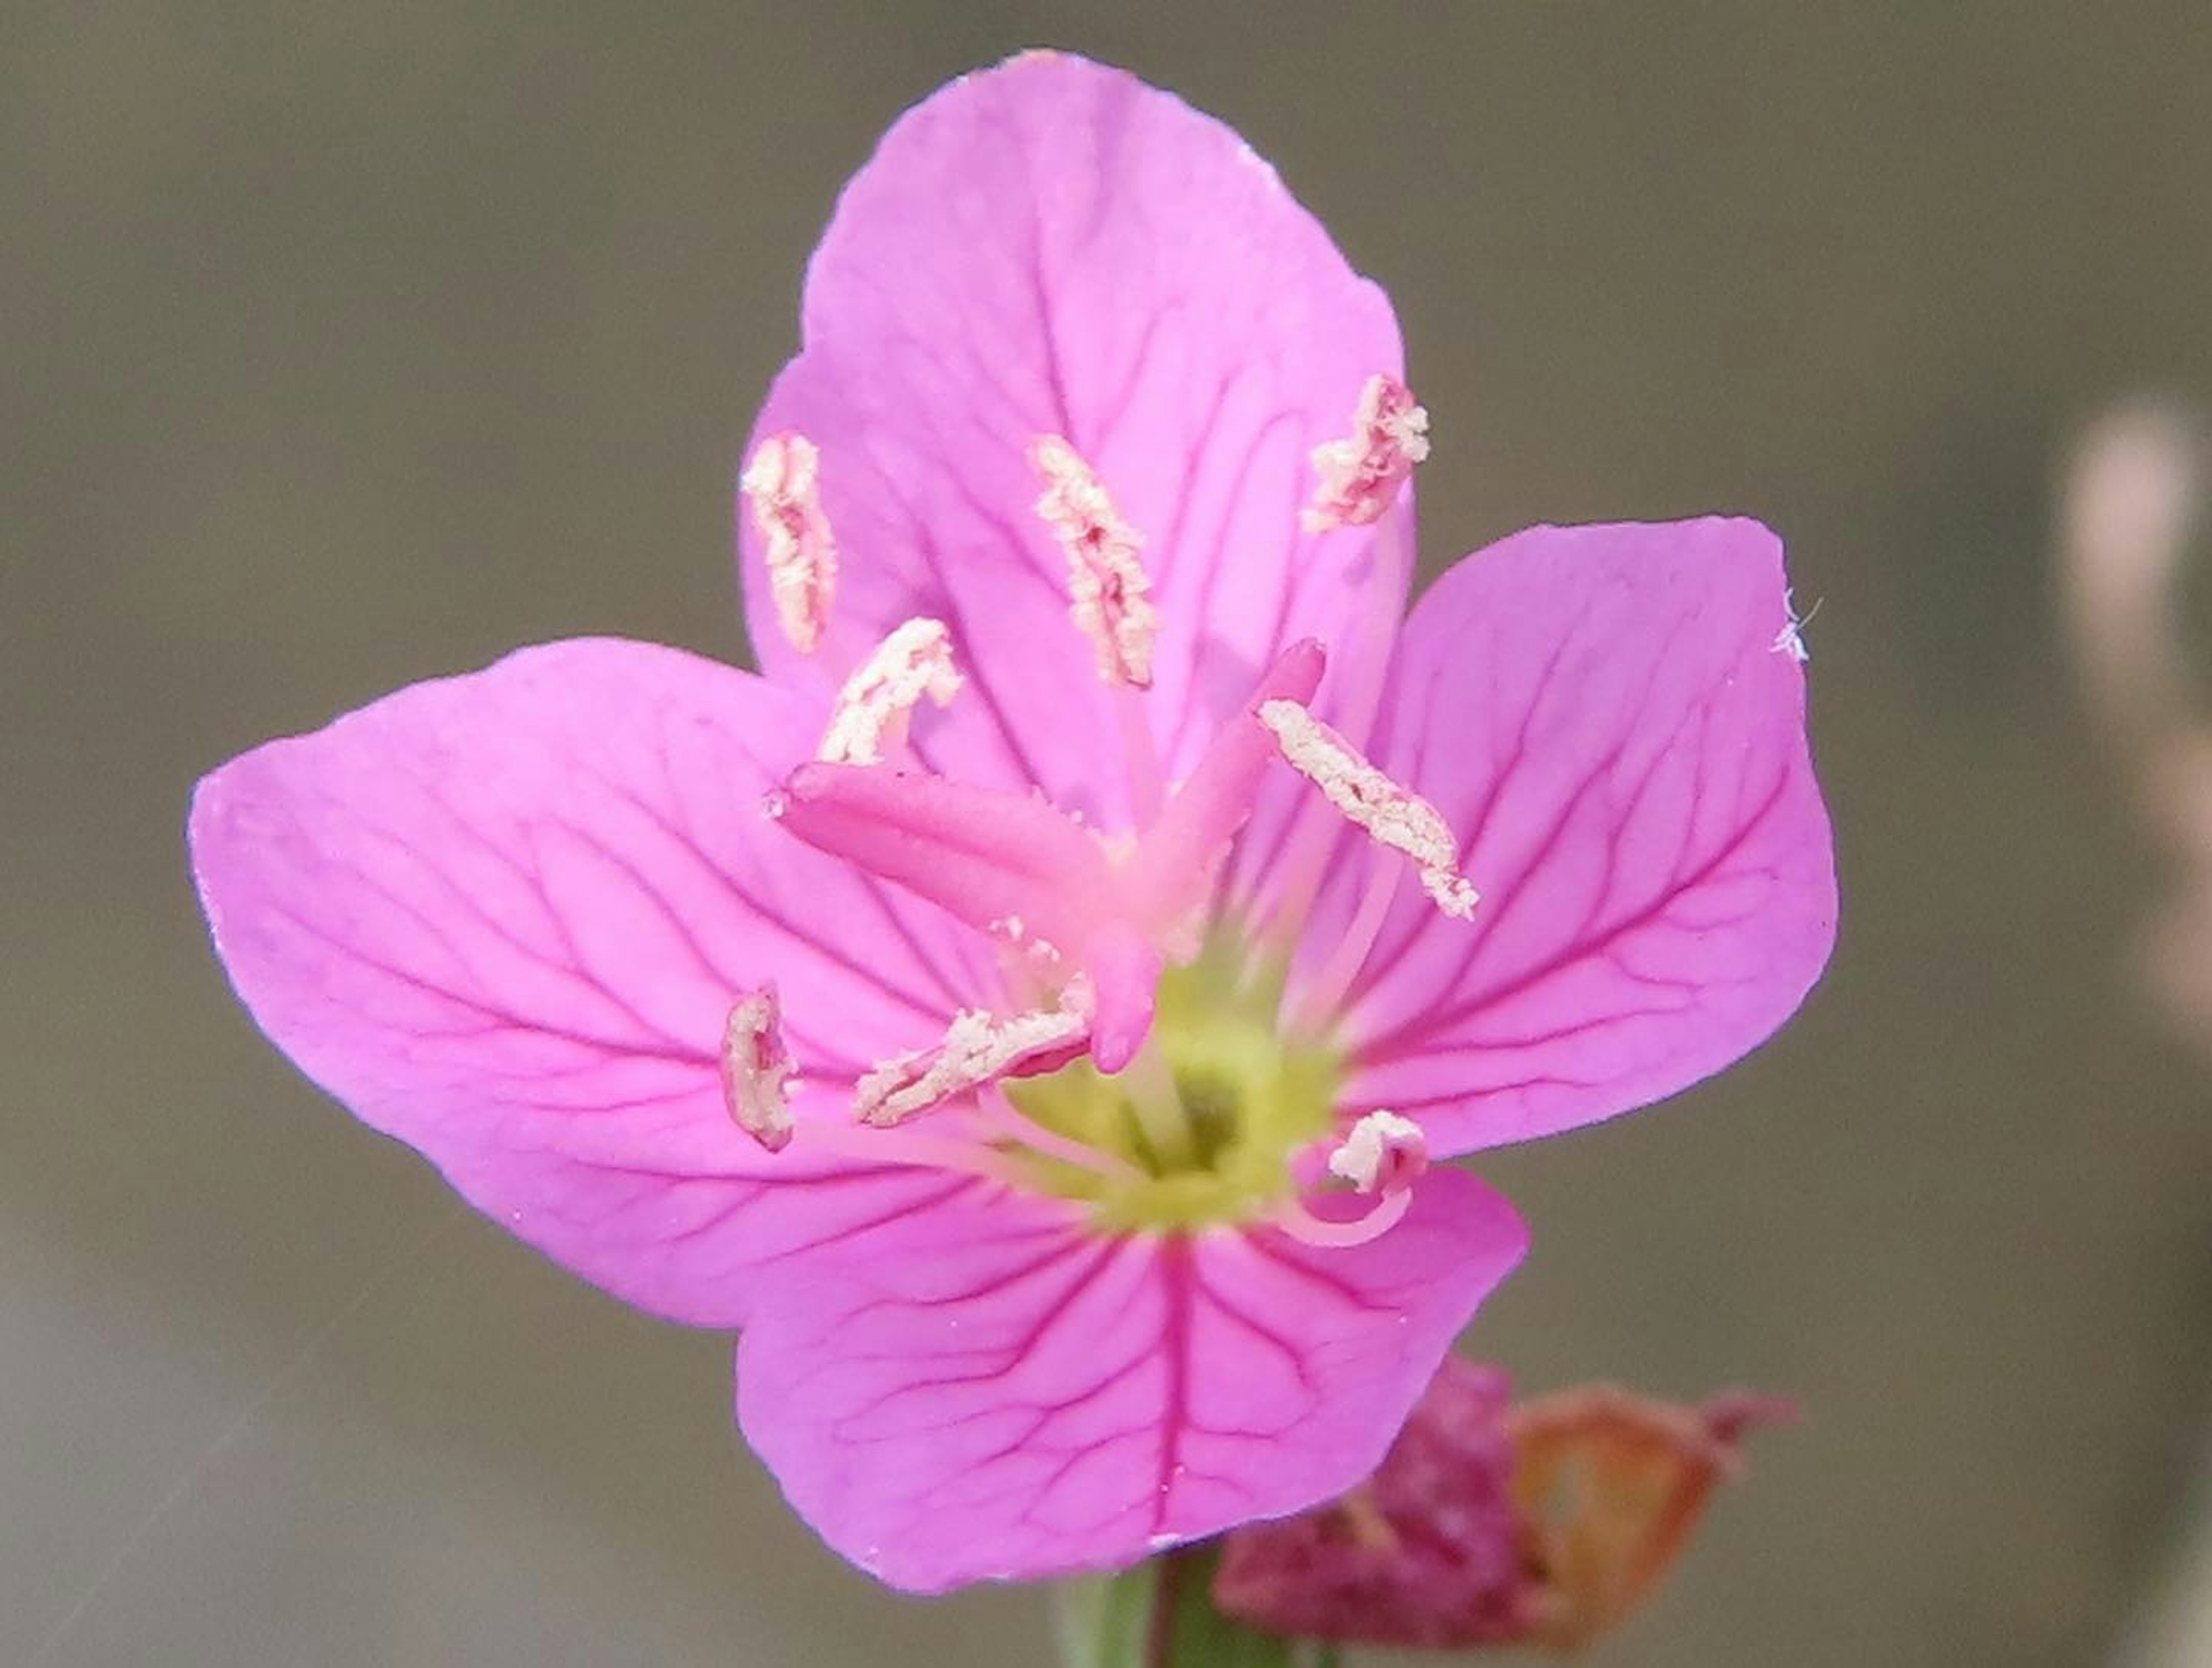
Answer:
[1290,851,1407,1034]
[1272,1189,1414,1249]
[787,1113,1022,1185]
[976,1101,1146,1183]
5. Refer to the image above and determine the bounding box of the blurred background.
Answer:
[8,3,2212,1663]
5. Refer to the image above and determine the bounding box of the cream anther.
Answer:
[721,985,797,1152]
[1259,699,1479,919]
[818,617,962,764]
[856,1002,1090,1127]
[1302,373,1429,532]
[1029,434,1159,689]
[1327,1110,1429,1195]
[741,431,838,654]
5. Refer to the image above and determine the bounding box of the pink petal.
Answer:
[734,1168,1526,1592]
[740,51,1411,826]
[189,638,997,1326]
[1322,520,1836,1154]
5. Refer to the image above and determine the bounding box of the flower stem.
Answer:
[1145,1548,1185,1668]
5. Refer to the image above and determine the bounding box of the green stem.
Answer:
[1146,1549,1185,1668]
[1051,1544,1305,1668]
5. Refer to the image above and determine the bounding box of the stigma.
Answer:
[1302,374,1429,532]
[741,431,838,654]
[1029,435,1160,689]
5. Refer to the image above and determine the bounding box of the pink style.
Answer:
[188,52,1836,1594]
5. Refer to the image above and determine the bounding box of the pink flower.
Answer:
[187,52,1835,1593]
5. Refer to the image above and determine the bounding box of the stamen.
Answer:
[976,1101,1147,1184]
[856,1002,1090,1126]
[741,431,838,654]
[1301,373,1430,532]
[1029,434,1160,689]
[1770,590,1820,664]
[1326,1110,1429,1195]
[817,617,963,765]
[720,985,796,1153]
[1258,699,1479,919]
[1288,848,1405,1033]
[1275,1110,1426,1249]
[1272,1190,1414,1249]
[784,1113,1023,1186]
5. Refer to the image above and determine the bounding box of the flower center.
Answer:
[1002,931,1340,1231]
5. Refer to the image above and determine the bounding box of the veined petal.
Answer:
[734,1168,1526,1591]
[188,639,997,1326]
[740,51,1411,826]
[1316,520,1837,1155]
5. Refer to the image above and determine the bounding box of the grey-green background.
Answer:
[10,3,2211,1664]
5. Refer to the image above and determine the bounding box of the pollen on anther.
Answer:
[819,617,962,764]
[721,985,797,1153]
[1259,699,1479,919]
[741,431,838,654]
[1302,373,1430,533]
[1327,1110,1429,1196]
[855,1003,1089,1127]
[1029,435,1160,689]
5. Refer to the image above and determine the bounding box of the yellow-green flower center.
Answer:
[1005,933,1340,1231]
